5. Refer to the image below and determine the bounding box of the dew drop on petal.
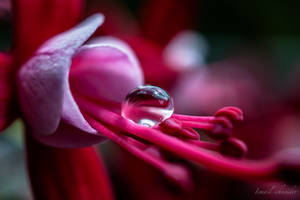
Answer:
[121,85,174,127]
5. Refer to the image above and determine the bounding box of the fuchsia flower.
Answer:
[17,8,250,185]
[1,0,300,199]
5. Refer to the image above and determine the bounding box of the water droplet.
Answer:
[121,85,174,127]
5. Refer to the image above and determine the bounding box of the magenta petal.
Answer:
[18,14,104,136]
[70,36,144,104]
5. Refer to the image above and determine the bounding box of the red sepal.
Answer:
[26,133,114,200]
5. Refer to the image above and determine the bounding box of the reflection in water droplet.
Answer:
[121,85,174,127]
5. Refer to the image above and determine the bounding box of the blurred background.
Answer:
[1,0,300,199]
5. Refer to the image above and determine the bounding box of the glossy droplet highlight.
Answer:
[121,85,174,127]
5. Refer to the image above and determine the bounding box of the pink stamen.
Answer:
[85,115,192,189]
[172,114,214,123]
[179,120,214,130]
[77,96,278,181]
[172,113,234,140]
[187,140,220,151]
[173,114,233,129]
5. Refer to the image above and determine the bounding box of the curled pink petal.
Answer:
[70,36,144,104]
[18,14,104,136]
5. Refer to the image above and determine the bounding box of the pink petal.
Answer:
[18,14,104,137]
[35,37,143,147]
[70,36,144,104]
